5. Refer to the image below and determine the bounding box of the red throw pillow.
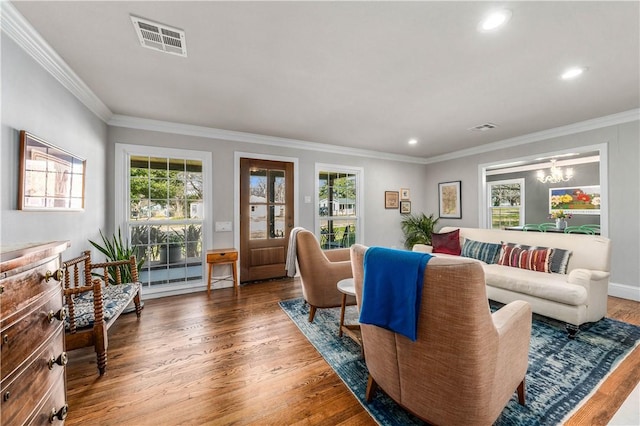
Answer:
[432,229,461,255]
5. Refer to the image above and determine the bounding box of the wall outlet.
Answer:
[215,221,232,232]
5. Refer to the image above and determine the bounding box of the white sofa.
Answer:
[413,226,611,336]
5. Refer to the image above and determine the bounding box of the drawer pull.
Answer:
[3,391,10,402]
[48,308,67,323]
[49,404,68,423]
[45,269,64,283]
[2,334,8,344]
[0,285,4,294]
[48,352,68,370]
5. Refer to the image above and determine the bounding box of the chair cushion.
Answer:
[65,283,139,330]
[461,238,501,264]
[432,229,461,255]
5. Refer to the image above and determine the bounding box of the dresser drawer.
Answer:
[1,287,65,381]
[207,249,238,263]
[1,326,66,426]
[27,371,67,426]
[1,255,63,320]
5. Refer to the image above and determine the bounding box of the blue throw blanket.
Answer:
[359,247,432,341]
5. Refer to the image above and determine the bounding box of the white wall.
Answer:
[1,34,108,256]
[424,121,640,299]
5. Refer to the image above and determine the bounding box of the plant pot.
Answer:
[555,219,567,230]
[160,243,183,264]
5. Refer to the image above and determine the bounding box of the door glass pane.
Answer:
[250,169,267,202]
[250,204,267,239]
[269,170,286,203]
[270,206,285,239]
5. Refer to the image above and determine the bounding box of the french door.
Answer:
[239,158,294,282]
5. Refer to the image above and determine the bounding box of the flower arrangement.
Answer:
[549,210,572,220]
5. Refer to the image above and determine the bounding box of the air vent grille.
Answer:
[468,122,498,132]
[131,16,187,57]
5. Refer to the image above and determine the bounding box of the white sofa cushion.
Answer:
[483,264,588,306]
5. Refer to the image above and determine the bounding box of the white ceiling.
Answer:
[9,1,640,159]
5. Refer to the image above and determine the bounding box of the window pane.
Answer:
[270,170,285,203]
[271,206,285,238]
[250,204,267,239]
[250,169,267,202]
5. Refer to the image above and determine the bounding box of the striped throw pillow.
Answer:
[500,242,572,274]
[461,238,502,264]
[498,243,553,273]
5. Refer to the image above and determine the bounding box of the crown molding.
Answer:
[1,2,112,122]
[424,109,640,164]
[108,114,427,164]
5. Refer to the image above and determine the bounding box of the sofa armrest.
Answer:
[567,268,610,286]
[412,244,434,253]
[324,248,350,262]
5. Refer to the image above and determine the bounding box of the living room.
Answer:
[1,1,639,425]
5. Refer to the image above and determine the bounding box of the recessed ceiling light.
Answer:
[478,9,512,32]
[408,138,418,145]
[561,67,587,80]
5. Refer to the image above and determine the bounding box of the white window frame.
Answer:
[115,143,213,299]
[486,178,525,228]
[314,163,364,245]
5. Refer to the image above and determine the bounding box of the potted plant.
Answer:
[159,229,184,264]
[89,228,144,284]
[401,213,440,249]
[549,210,572,230]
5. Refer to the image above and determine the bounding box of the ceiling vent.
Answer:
[468,122,498,132]
[130,16,187,57]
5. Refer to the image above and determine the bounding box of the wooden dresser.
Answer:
[1,241,70,425]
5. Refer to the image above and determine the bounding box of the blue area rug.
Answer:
[279,298,640,425]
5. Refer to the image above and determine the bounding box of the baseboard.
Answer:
[609,282,640,301]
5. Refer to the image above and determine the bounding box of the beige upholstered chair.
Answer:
[350,244,532,425]
[295,229,355,322]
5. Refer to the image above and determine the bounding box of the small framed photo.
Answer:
[400,200,411,214]
[400,188,410,200]
[385,191,399,209]
[438,180,462,219]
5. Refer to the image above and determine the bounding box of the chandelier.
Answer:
[536,159,573,183]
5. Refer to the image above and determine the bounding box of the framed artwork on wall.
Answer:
[400,188,410,200]
[400,200,411,214]
[385,191,399,209]
[438,180,461,219]
[18,130,86,211]
[549,186,600,215]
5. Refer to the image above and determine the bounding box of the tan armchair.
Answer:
[350,244,532,425]
[295,229,355,322]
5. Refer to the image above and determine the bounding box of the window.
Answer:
[315,164,363,249]
[115,144,212,296]
[487,179,525,229]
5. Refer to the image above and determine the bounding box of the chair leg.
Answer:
[308,305,317,322]
[365,374,378,402]
[517,379,526,405]
[134,290,142,318]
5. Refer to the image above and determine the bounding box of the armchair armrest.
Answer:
[324,248,350,262]
[412,244,433,253]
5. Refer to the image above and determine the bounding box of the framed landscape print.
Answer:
[400,200,411,214]
[18,130,86,211]
[385,191,399,209]
[438,181,461,219]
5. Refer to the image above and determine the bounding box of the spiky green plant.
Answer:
[401,213,440,249]
[89,228,144,284]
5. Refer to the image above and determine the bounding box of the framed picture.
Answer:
[400,188,410,200]
[549,186,600,215]
[385,191,399,209]
[400,200,411,214]
[18,130,86,211]
[438,181,461,219]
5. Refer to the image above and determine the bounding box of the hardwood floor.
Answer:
[64,280,639,425]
